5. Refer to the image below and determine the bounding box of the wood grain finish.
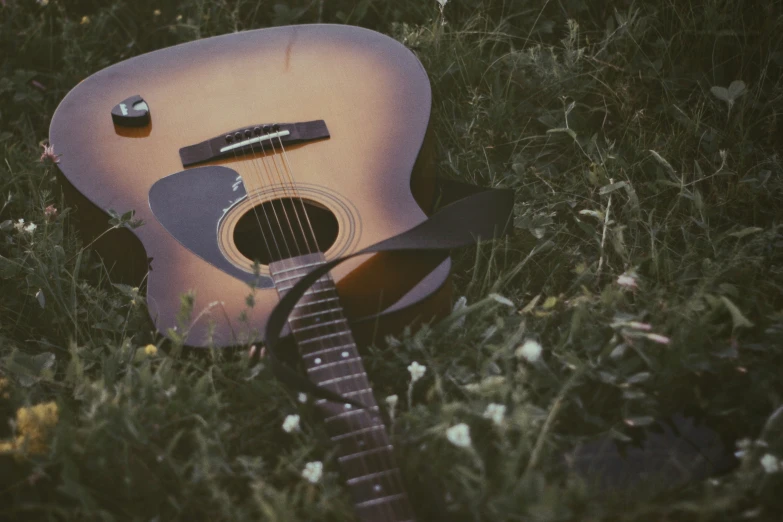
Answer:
[50,24,450,348]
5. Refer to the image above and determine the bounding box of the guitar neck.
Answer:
[269,253,416,522]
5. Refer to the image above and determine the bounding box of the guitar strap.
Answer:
[263,180,515,407]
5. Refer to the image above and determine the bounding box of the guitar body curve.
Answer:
[50,24,451,348]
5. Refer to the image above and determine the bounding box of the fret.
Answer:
[315,387,373,406]
[298,331,353,344]
[333,424,385,441]
[355,493,407,509]
[300,286,337,297]
[329,421,388,456]
[308,356,361,371]
[347,469,399,486]
[293,318,348,332]
[293,296,340,308]
[339,444,393,463]
[325,405,379,421]
[317,372,367,387]
[273,271,329,284]
[276,279,331,292]
[269,253,416,521]
[303,343,356,357]
[291,307,343,320]
[269,260,324,275]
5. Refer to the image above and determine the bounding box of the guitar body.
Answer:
[50,24,451,348]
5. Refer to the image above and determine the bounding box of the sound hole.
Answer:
[233,198,338,265]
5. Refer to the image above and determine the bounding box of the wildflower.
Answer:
[2,402,59,456]
[302,461,323,483]
[81,16,90,25]
[176,14,183,21]
[483,403,506,426]
[385,394,398,408]
[13,219,25,233]
[142,344,157,356]
[446,423,472,448]
[760,454,781,474]
[407,361,426,383]
[282,414,300,433]
[297,393,307,404]
[515,339,543,363]
[436,0,448,8]
[24,223,37,234]
[37,0,49,6]
[153,9,161,16]
[616,272,638,289]
[44,205,58,221]
[39,143,60,164]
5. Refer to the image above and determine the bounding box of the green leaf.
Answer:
[624,416,655,427]
[4,350,56,387]
[648,150,677,180]
[728,227,763,239]
[546,127,577,139]
[720,296,753,329]
[0,255,21,278]
[599,180,627,195]
[727,80,746,100]
[710,85,729,102]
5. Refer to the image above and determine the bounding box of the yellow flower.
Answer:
[144,344,158,356]
[80,16,90,25]
[0,401,59,457]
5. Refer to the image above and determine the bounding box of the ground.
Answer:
[1,0,782,520]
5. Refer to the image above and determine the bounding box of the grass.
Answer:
[1,0,783,520]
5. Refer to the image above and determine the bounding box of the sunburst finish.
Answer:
[50,24,451,348]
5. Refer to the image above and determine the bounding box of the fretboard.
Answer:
[269,252,416,522]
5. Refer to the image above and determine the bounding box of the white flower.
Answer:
[483,403,506,426]
[301,461,323,483]
[24,223,37,234]
[13,219,25,233]
[515,339,543,363]
[760,454,781,474]
[617,273,638,289]
[297,393,307,404]
[385,394,398,408]
[446,423,472,448]
[436,0,448,7]
[282,414,300,433]
[407,361,426,383]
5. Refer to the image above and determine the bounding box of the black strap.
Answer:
[262,182,515,407]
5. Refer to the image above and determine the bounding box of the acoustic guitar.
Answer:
[50,24,457,522]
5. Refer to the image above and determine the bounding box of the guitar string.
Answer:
[260,128,312,259]
[266,128,314,257]
[250,128,299,262]
[258,135,399,517]
[227,131,278,266]
[261,132,390,506]
[237,116,402,518]
[271,134,408,519]
[242,128,289,263]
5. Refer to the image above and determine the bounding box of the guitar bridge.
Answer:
[179,120,330,167]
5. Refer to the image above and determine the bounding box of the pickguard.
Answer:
[148,165,273,288]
